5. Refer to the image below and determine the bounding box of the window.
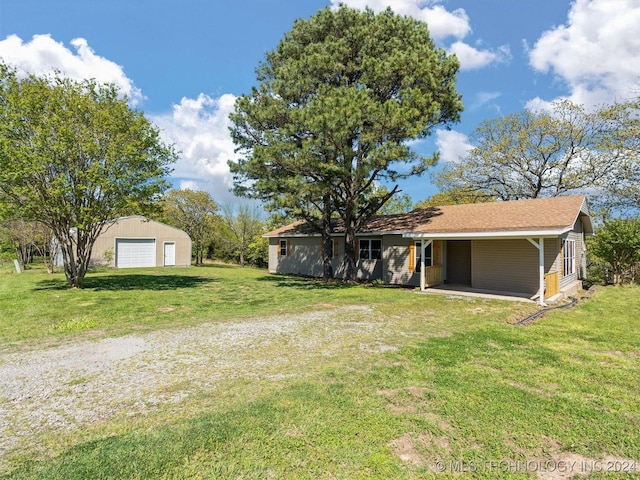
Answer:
[279,239,288,256]
[359,239,382,260]
[414,241,432,272]
[563,239,575,276]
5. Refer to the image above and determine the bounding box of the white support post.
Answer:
[526,237,546,307]
[539,237,545,307]
[420,240,433,292]
[420,240,425,291]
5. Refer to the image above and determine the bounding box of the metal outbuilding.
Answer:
[91,216,191,268]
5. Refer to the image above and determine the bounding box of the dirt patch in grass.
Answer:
[388,433,428,467]
[389,431,452,470]
[503,436,639,479]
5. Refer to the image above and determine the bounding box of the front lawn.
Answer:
[1,264,638,478]
[0,263,464,348]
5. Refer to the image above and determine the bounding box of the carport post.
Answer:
[420,239,433,292]
[420,240,425,291]
[526,237,546,307]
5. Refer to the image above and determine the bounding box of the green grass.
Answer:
[1,264,639,479]
[0,262,443,349]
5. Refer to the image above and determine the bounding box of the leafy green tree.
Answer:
[376,188,413,215]
[220,203,265,267]
[0,65,175,288]
[229,6,462,280]
[589,218,640,285]
[245,235,269,269]
[159,189,218,265]
[0,218,56,272]
[596,98,640,213]
[436,100,615,200]
[415,187,494,209]
[0,219,36,270]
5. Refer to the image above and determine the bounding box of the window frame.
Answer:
[414,241,433,271]
[279,239,288,257]
[359,238,382,260]
[563,239,576,276]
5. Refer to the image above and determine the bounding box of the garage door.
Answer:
[115,239,156,268]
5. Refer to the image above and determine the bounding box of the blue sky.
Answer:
[1,0,639,205]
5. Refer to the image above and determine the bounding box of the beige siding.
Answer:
[268,233,574,298]
[269,236,385,280]
[333,237,383,280]
[271,237,326,277]
[383,235,415,285]
[91,216,191,268]
[383,236,443,286]
[471,239,557,295]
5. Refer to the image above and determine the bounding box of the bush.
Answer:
[589,217,640,285]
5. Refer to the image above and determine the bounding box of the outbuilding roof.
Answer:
[263,195,593,238]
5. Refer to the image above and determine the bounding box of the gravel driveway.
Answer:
[0,305,391,462]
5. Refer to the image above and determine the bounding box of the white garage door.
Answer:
[116,239,156,268]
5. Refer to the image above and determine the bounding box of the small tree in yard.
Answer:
[590,218,640,285]
[160,189,218,265]
[0,218,56,272]
[220,203,264,267]
[0,65,176,288]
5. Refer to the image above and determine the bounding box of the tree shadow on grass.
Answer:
[257,274,362,290]
[35,274,215,292]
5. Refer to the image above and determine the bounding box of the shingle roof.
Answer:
[263,195,592,237]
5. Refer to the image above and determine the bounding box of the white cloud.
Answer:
[151,93,239,203]
[332,1,509,70]
[435,129,473,164]
[470,91,502,111]
[332,0,470,40]
[0,34,143,104]
[523,97,551,114]
[529,0,640,107]
[448,42,511,71]
[178,180,202,191]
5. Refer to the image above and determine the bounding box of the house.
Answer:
[90,216,192,268]
[264,195,594,305]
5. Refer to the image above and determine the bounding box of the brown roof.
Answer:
[264,195,592,237]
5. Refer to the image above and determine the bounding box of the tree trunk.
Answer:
[321,195,334,279]
[54,226,99,289]
[343,216,358,282]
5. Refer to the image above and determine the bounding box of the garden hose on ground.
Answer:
[514,297,578,326]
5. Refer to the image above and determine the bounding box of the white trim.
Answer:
[358,238,382,260]
[264,231,409,238]
[538,237,546,307]
[419,239,433,291]
[266,227,573,239]
[279,239,288,256]
[406,227,572,240]
[563,239,576,276]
